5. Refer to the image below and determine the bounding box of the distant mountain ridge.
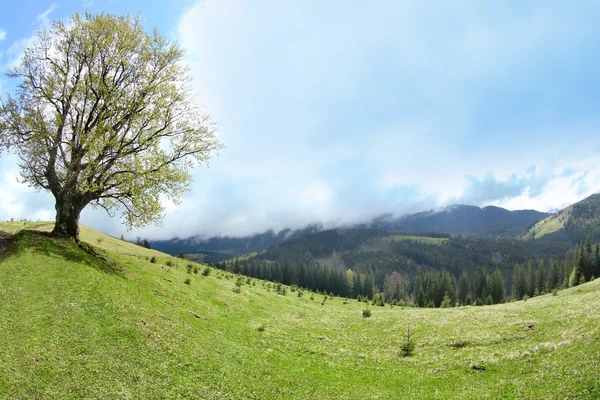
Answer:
[150,224,323,260]
[369,205,549,237]
[151,203,551,258]
[525,193,600,243]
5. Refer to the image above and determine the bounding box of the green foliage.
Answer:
[150,256,157,264]
[0,12,221,239]
[202,266,211,276]
[184,278,191,285]
[362,308,372,318]
[440,293,452,308]
[400,326,416,357]
[213,228,570,308]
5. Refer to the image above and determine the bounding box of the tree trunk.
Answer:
[52,194,83,240]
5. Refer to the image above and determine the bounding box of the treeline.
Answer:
[208,229,599,307]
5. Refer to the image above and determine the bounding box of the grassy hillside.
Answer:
[525,193,600,242]
[1,223,599,399]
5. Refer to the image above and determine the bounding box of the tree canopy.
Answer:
[0,13,222,239]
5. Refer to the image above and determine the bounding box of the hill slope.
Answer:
[1,222,599,399]
[525,193,600,242]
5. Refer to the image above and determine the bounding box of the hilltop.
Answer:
[525,193,600,243]
[153,204,550,259]
[1,221,599,398]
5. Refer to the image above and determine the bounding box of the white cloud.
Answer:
[0,29,6,41]
[303,181,334,206]
[3,1,600,240]
[0,158,55,222]
[37,4,57,25]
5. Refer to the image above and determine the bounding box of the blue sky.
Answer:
[1,1,600,239]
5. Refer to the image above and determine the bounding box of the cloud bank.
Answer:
[1,1,600,239]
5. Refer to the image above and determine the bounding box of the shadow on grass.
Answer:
[13,230,125,277]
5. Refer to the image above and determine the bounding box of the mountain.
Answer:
[368,205,549,237]
[524,193,600,243]
[150,224,323,260]
[152,205,550,259]
[1,222,599,398]
[216,227,573,306]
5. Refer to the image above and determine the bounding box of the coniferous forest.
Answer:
[208,229,600,307]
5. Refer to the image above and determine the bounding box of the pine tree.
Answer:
[547,260,561,290]
[594,244,600,280]
[570,247,584,287]
[583,237,593,280]
[526,260,536,297]
[458,270,470,305]
[536,260,546,295]
[489,268,505,304]
[512,263,526,300]
[440,293,452,308]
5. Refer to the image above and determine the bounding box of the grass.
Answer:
[1,222,600,399]
[525,208,572,240]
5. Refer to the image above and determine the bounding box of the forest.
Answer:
[208,229,600,307]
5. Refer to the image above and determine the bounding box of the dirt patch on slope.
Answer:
[0,230,14,261]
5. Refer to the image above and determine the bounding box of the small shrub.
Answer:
[552,289,559,296]
[400,326,416,356]
[310,294,315,300]
[470,363,486,372]
[165,259,173,267]
[187,264,193,274]
[184,278,191,285]
[522,295,529,302]
[150,256,157,264]
[449,340,467,349]
[193,266,199,274]
[362,308,372,318]
[96,237,103,244]
[202,266,211,276]
[257,323,266,332]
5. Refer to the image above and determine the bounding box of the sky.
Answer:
[1,1,600,240]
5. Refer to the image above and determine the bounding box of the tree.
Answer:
[458,270,470,305]
[547,259,561,290]
[489,267,505,304]
[0,13,221,240]
[536,259,546,295]
[570,246,585,287]
[595,244,600,279]
[512,263,526,300]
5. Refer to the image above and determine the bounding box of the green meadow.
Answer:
[1,222,599,399]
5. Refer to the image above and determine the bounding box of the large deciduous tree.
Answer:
[0,13,221,240]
